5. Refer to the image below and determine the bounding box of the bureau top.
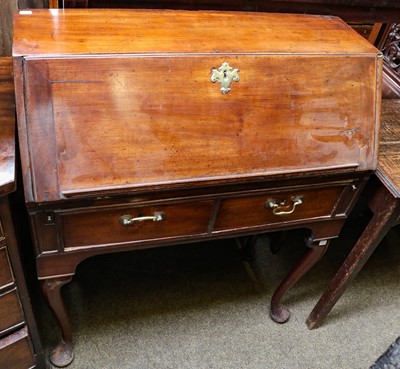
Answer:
[13,9,378,57]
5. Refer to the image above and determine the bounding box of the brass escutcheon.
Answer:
[211,62,240,94]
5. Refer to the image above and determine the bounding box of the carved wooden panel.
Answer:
[381,24,400,75]
[377,23,400,98]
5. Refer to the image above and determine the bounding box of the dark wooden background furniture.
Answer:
[375,23,400,99]
[0,57,44,369]
[13,9,381,367]
[49,0,400,23]
[307,99,400,329]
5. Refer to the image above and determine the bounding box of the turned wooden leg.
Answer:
[306,185,400,329]
[41,276,74,367]
[270,236,329,323]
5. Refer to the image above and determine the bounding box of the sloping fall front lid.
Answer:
[13,9,382,202]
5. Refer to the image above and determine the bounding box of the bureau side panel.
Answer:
[23,54,378,202]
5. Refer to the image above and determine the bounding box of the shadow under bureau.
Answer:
[12,9,381,367]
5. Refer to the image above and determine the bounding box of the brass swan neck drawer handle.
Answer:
[119,212,165,226]
[265,196,304,216]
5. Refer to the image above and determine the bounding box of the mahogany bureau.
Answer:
[12,9,381,367]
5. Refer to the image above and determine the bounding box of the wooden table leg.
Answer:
[270,236,329,323]
[41,276,74,367]
[306,185,400,329]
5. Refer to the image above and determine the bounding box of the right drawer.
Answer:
[214,185,345,231]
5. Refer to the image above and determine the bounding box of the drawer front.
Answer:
[0,327,34,369]
[23,54,378,202]
[214,186,344,231]
[0,289,24,335]
[60,200,215,249]
[0,247,14,291]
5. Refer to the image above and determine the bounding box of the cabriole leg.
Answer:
[306,186,400,329]
[41,276,74,367]
[270,236,329,323]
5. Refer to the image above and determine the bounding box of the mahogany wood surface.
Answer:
[12,10,381,366]
[0,57,15,197]
[214,185,346,230]
[307,99,400,329]
[13,9,381,204]
[30,178,362,264]
[13,10,379,56]
[41,277,74,367]
[272,238,329,323]
[27,55,376,201]
[60,200,215,249]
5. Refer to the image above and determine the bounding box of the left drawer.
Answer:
[59,200,215,250]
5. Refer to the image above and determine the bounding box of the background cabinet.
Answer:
[0,57,44,369]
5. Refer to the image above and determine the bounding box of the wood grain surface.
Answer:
[13,10,381,203]
[13,9,379,56]
[0,57,15,196]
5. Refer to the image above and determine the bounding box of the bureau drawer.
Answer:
[214,186,345,231]
[0,247,14,291]
[0,327,35,369]
[60,200,215,250]
[0,289,24,336]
